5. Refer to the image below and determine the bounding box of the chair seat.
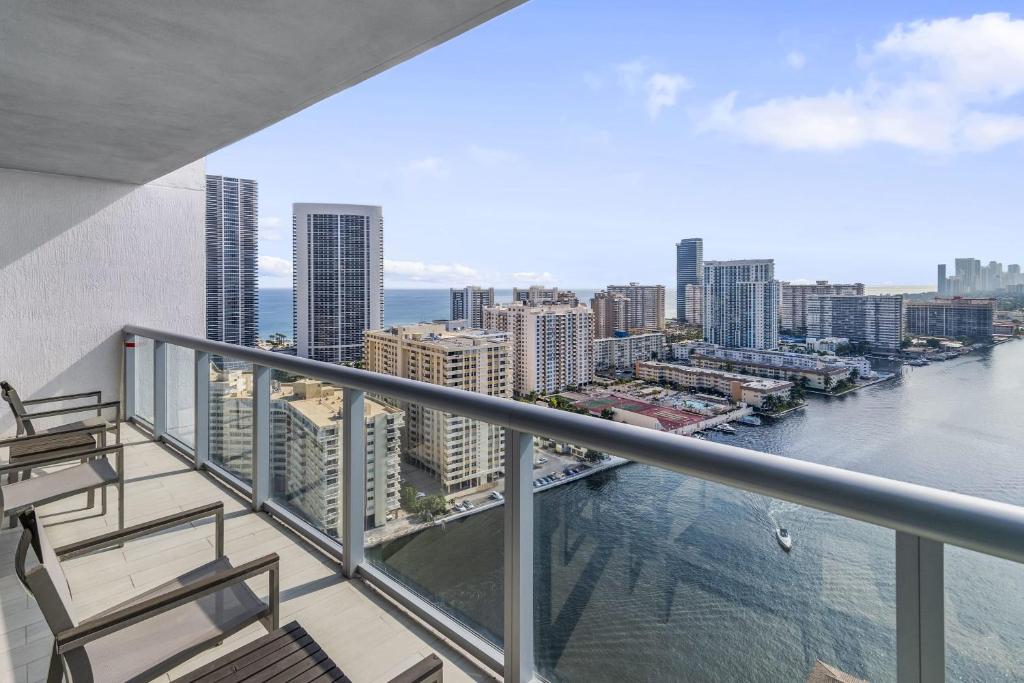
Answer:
[1,458,117,512]
[83,557,269,683]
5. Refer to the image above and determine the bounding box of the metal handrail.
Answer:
[124,324,1024,565]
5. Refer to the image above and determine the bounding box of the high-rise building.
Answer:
[703,260,780,350]
[484,303,594,395]
[590,290,630,338]
[205,175,258,346]
[780,281,865,333]
[365,324,510,493]
[511,286,578,306]
[449,286,495,328]
[681,285,703,325]
[270,379,403,531]
[805,295,904,353]
[593,333,665,370]
[937,264,947,295]
[676,238,703,321]
[293,203,384,363]
[905,298,995,341]
[607,283,666,331]
[955,258,982,293]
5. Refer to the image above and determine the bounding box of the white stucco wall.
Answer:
[0,161,205,435]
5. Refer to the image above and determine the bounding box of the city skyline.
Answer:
[208,5,1024,290]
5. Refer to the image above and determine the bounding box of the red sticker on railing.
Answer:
[125,342,136,348]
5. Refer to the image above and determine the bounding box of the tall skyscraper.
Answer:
[590,290,630,338]
[805,295,904,353]
[937,264,947,295]
[676,238,703,322]
[703,260,780,350]
[449,286,495,328]
[955,258,982,293]
[206,175,258,346]
[780,280,865,332]
[484,303,594,395]
[293,203,383,363]
[607,283,666,330]
[905,298,994,340]
[365,324,510,493]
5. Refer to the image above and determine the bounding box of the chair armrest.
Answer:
[56,553,280,652]
[0,423,106,448]
[56,502,225,560]
[24,400,120,420]
[21,390,103,406]
[0,443,123,474]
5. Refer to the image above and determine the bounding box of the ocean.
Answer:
[258,285,928,338]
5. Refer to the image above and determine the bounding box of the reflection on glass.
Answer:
[946,546,1024,679]
[365,403,506,647]
[165,345,195,447]
[133,337,154,424]
[267,373,404,537]
[208,356,253,484]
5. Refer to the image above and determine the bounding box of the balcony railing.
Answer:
[122,324,1024,683]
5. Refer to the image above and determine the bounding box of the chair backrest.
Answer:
[1,380,35,435]
[16,510,78,634]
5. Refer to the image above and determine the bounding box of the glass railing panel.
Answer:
[133,336,154,424]
[946,546,1024,679]
[165,344,195,448]
[365,399,505,647]
[532,444,896,682]
[267,371,346,538]
[207,355,253,485]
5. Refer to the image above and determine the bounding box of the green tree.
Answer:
[600,407,615,420]
[400,484,418,512]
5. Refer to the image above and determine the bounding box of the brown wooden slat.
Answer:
[387,654,444,683]
[206,633,316,683]
[275,657,350,683]
[176,622,303,682]
[242,641,325,683]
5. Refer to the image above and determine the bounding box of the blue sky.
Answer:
[207,2,1024,289]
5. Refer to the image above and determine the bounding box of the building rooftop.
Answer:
[370,324,509,350]
[274,381,399,429]
[0,425,492,683]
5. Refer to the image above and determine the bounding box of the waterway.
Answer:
[369,341,1024,682]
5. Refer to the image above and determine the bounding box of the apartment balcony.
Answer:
[0,423,497,683]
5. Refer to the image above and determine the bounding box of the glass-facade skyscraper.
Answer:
[293,203,384,363]
[205,175,258,347]
[676,238,703,322]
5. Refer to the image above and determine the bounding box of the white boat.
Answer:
[776,527,793,552]
[739,415,762,426]
[714,423,737,434]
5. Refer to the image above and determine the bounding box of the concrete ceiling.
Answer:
[0,0,525,184]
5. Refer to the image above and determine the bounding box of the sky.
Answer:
[207,1,1024,290]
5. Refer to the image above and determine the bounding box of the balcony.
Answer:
[6,327,1024,682]
[0,424,489,682]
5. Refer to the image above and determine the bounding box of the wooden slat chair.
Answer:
[15,503,280,683]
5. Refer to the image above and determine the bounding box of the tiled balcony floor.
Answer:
[1,425,497,682]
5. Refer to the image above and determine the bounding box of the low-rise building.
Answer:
[671,342,858,390]
[904,297,995,341]
[634,361,792,409]
[805,337,849,354]
[593,333,666,370]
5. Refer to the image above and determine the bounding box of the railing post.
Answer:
[123,334,136,420]
[153,340,168,439]
[896,532,944,683]
[504,428,534,683]
[251,364,271,512]
[194,350,210,469]
[342,389,366,578]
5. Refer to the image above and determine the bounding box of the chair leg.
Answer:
[46,643,63,683]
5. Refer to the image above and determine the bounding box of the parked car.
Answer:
[489,491,504,501]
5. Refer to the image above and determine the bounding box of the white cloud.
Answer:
[616,59,692,119]
[259,255,293,278]
[645,72,692,118]
[511,271,557,285]
[468,145,519,166]
[259,216,283,241]
[583,72,605,90]
[385,259,479,285]
[405,157,450,179]
[703,13,1024,152]
[786,50,807,70]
